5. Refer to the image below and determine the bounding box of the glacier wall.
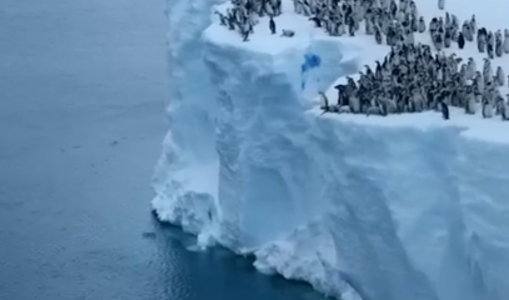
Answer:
[152,0,223,235]
[154,2,509,300]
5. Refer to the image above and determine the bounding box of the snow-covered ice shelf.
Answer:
[152,0,509,299]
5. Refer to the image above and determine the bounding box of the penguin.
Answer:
[495,94,506,115]
[457,32,465,49]
[466,57,476,79]
[319,91,330,112]
[433,32,443,51]
[503,29,509,54]
[374,25,383,44]
[350,92,361,113]
[487,31,495,59]
[215,11,227,26]
[269,16,276,34]
[465,90,476,114]
[347,15,356,36]
[365,18,374,35]
[470,14,477,33]
[440,101,449,120]
[501,98,509,120]
[418,16,426,33]
[483,58,493,81]
[481,97,493,118]
[477,32,486,53]
[309,16,321,27]
[444,29,452,48]
[462,22,473,42]
[438,0,445,10]
[496,66,505,86]
[495,31,503,57]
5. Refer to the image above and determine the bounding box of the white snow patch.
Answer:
[154,0,509,299]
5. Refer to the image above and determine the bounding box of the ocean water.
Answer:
[0,0,326,299]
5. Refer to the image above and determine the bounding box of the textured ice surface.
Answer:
[153,0,509,299]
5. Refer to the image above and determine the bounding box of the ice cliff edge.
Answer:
[152,1,509,300]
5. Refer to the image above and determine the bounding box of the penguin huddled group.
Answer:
[295,0,509,121]
[215,0,283,41]
[428,13,509,59]
[320,44,509,120]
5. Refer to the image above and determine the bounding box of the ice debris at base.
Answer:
[152,0,509,299]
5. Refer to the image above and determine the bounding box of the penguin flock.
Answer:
[297,0,509,120]
[215,0,283,41]
[321,45,509,120]
[214,0,509,121]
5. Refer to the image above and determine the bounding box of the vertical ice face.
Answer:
[151,0,224,234]
[201,22,362,250]
[163,0,222,160]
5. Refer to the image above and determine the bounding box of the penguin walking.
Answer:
[269,16,276,34]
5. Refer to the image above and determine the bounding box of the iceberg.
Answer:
[153,0,509,299]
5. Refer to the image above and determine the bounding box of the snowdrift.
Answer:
[153,0,509,299]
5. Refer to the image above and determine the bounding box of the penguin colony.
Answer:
[215,0,284,41]
[215,0,509,120]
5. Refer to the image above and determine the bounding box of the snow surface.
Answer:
[153,0,509,299]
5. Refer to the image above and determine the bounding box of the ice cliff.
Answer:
[153,1,509,299]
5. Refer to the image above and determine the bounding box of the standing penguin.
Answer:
[457,32,465,49]
[496,31,503,57]
[444,29,452,48]
[487,31,495,59]
[418,16,426,33]
[462,22,473,41]
[374,25,383,44]
[504,29,509,54]
[478,32,486,53]
[466,57,476,79]
[269,16,276,34]
[501,98,509,120]
[470,15,477,33]
[440,100,449,119]
[483,58,493,80]
[482,98,493,118]
[438,0,445,10]
[465,90,476,114]
[496,66,505,86]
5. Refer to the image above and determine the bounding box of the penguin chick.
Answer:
[269,16,276,34]
[457,32,465,49]
[440,101,449,119]
[438,0,445,10]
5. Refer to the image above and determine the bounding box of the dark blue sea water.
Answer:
[0,1,326,299]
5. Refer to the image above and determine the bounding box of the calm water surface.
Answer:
[0,1,326,299]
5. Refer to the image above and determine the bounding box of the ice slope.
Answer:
[154,0,509,299]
